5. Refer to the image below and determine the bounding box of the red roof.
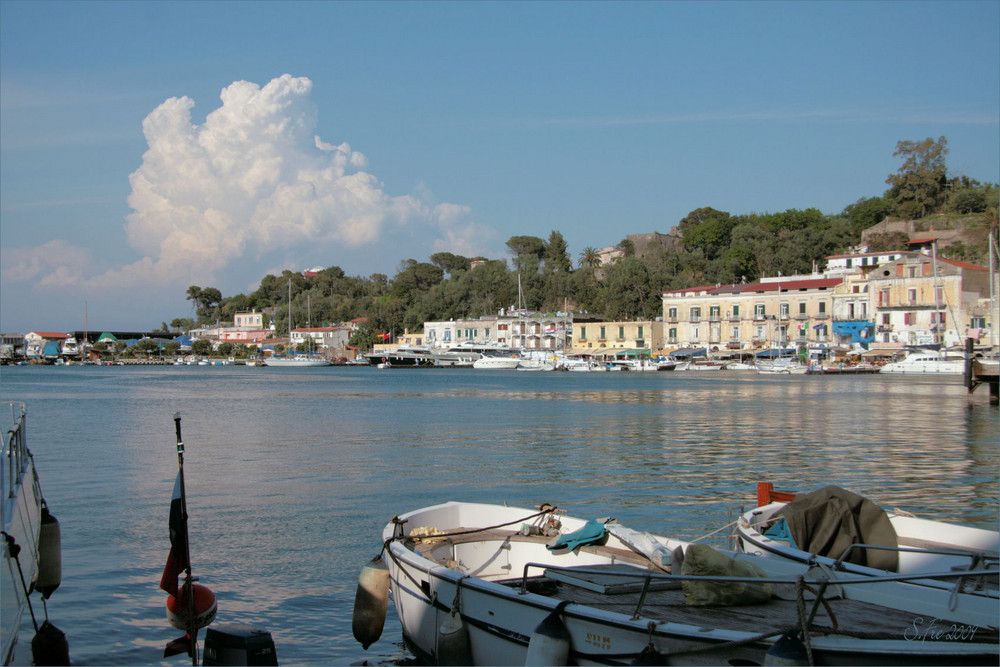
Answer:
[936,257,989,271]
[713,278,842,294]
[29,332,69,339]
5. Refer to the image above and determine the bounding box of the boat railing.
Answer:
[1,402,29,523]
[516,561,999,619]
[835,542,999,588]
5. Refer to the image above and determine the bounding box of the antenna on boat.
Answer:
[161,413,217,665]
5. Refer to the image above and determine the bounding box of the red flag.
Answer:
[159,472,189,597]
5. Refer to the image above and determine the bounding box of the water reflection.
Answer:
[0,366,995,665]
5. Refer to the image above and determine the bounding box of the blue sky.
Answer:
[2,1,997,333]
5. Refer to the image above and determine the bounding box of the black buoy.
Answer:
[203,623,278,666]
[631,642,669,665]
[764,631,809,666]
[31,620,70,666]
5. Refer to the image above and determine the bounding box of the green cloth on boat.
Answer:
[680,544,772,607]
[546,520,607,551]
[777,485,899,571]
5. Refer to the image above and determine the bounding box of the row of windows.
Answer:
[579,326,644,340]
[666,324,831,339]
[667,303,827,319]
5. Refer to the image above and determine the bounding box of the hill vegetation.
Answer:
[168,137,998,351]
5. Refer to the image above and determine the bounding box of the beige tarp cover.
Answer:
[777,485,899,571]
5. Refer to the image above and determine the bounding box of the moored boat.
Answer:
[2,402,68,666]
[472,354,521,370]
[264,354,331,367]
[879,349,965,374]
[736,483,998,627]
[360,501,998,665]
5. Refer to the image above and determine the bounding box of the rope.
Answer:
[380,507,558,603]
[1,530,38,632]
[680,517,740,543]
[795,577,815,666]
[404,507,558,541]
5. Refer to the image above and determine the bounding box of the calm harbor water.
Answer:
[1,365,997,665]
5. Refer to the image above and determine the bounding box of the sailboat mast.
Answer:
[932,241,941,347]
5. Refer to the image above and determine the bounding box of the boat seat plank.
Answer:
[895,535,1000,560]
[411,528,658,568]
[544,568,999,642]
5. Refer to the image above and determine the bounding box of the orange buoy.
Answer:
[166,583,218,631]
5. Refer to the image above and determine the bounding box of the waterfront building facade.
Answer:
[662,277,841,351]
[867,253,992,348]
[422,314,573,351]
[291,326,351,351]
[570,320,663,356]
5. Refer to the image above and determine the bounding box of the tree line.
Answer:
[168,137,998,352]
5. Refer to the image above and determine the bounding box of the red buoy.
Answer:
[166,583,218,631]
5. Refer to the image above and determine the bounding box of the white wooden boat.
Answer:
[736,483,998,626]
[360,501,998,665]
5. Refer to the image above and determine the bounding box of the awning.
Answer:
[614,348,652,358]
[756,348,796,358]
[669,347,707,359]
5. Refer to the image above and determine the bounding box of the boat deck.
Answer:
[412,528,998,644]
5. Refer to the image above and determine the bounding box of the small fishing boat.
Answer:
[736,483,998,625]
[354,501,998,665]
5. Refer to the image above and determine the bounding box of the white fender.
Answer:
[524,608,570,666]
[352,555,389,650]
[437,607,471,665]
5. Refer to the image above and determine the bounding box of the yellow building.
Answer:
[662,277,842,350]
[570,320,662,357]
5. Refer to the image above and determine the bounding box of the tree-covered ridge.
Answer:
[175,137,998,350]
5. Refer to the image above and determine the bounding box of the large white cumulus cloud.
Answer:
[125,74,446,279]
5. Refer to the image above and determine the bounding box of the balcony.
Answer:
[689,316,701,323]
[709,315,722,323]
[728,314,741,322]
[813,313,830,320]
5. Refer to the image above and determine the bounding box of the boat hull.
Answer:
[381,502,998,666]
[472,357,521,370]
[736,498,999,630]
[2,404,42,666]
[264,356,330,367]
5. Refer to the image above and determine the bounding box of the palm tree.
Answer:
[578,247,601,269]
